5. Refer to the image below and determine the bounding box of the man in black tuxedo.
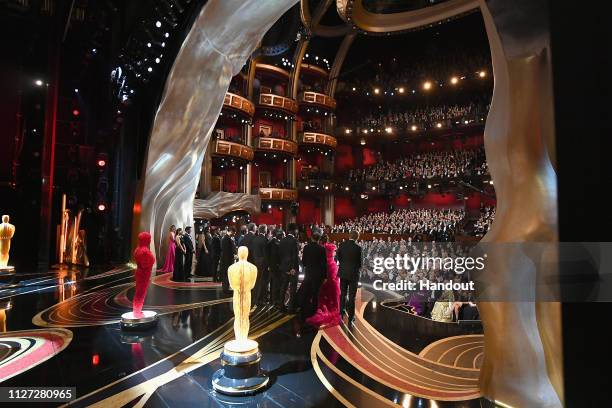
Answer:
[267,229,283,308]
[183,226,195,279]
[278,223,300,313]
[236,224,248,247]
[338,231,362,324]
[210,227,221,281]
[251,224,269,306]
[239,223,257,263]
[219,226,237,293]
[298,229,327,320]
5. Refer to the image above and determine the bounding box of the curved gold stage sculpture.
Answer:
[477,0,562,405]
[135,0,298,262]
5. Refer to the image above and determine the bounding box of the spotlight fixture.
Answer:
[398,87,405,93]
[374,88,380,94]
[34,79,44,87]
[345,129,351,134]
[385,127,393,134]
[155,21,162,28]
[479,71,487,78]
[411,125,418,131]
[345,186,349,191]
[360,139,366,145]
[436,122,442,128]
[97,203,106,211]
[423,81,432,91]
[450,76,459,85]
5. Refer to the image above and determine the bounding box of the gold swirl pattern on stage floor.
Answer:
[0,328,73,382]
[32,283,229,328]
[65,306,291,408]
[311,290,482,405]
[152,272,222,290]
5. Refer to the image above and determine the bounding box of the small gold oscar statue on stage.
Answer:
[0,215,15,274]
[212,246,269,395]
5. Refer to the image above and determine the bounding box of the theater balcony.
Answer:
[299,91,337,111]
[258,187,298,201]
[299,131,338,150]
[211,139,254,162]
[254,136,298,156]
[222,92,255,118]
[257,93,299,116]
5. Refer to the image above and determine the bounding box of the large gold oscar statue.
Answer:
[0,215,15,273]
[226,246,258,353]
[212,246,268,395]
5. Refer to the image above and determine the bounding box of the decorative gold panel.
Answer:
[257,93,299,114]
[300,132,337,148]
[258,188,298,201]
[300,91,337,110]
[223,92,255,117]
[255,136,298,155]
[212,139,254,161]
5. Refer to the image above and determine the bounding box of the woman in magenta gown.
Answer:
[160,225,176,272]
[306,236,341,328]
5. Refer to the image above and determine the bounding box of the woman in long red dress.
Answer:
[306,235,341,328]
[160,225,176,272]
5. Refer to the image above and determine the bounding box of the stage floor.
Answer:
[0,265,488,407]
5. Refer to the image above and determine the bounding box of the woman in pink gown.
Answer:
[160,225,176,272]
[306,236,341,328]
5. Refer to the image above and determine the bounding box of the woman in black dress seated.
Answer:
[173,228,187,282]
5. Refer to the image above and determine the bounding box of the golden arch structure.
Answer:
[134,0,563,406]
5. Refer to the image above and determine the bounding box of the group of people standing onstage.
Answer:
[159,224,224,283]
[159,221,363,328]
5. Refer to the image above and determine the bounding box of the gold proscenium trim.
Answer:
[338,0,478,34]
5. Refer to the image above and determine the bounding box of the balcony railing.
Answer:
[255,137,298,156]
[255,63,290,78]
[257,93,299,115]
[300,91,337,110]
[259,188,298,201]
[300,63,329,77]
[212,139,254,161]
[223,92,255,117]
[300,132,338,149]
